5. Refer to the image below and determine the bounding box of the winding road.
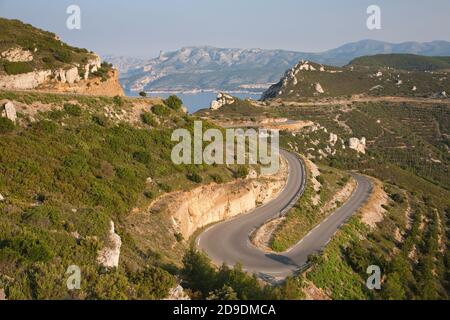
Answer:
[197,150,372,279]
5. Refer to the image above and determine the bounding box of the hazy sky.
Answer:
[1,0,450,58]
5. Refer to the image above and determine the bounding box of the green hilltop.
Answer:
[0,18,95,75]
[349,54,450,71]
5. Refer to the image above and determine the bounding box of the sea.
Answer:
[125,91,261,113]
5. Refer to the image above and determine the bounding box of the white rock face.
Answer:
[83,55,102,80]
[65,67,80,84]
[315,83,324,94]
[97,221,122,269]
[349,137,366,154]
[329,133,338,146]
[0,288,6,300]
[0,70,52,90]
[442,91,447,97]
[210,92,235,110]
[375,71,383,78]
[1,47,33,62]
[165,285,190,300]
[370,85,383,91]
[1,101,17,123]
[396,80,403,86]
[0,193,4,202]
[412,86,417,91]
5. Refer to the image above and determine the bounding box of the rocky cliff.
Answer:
[150,158,288,240]
[0,18,124,97]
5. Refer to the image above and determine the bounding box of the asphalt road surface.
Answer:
[197,150,372,279]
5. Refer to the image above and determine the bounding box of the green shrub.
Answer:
[34,120,58,133]
[187,172,203,183]
[0,117,15,133]
[63,103,82,116]
[113,95,124,107]
[133,151,152,165]
[141,112,157,126]
[92,114,108,127]
[139,91,147,97]
[235,166,249,179]
[152,104,170,117]
[210,174,224,184]
[53,50,72,63]
[47,109,65,120]
[165,95,183,111]
[174,233,184,243]
[91,62,113,81]
[390,193,405,203]
[3,61,33,75]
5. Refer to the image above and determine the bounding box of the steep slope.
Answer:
[0,18,123,96]
[0,89,264,299]
[262,55,450,100]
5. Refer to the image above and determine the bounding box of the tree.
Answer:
[139,91,147,97]
[207,285,238,300]
[165,95,183,111]
[181,248,217,296]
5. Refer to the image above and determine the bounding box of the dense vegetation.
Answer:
[181,249,305,300]
[0,90,239,299]
[0,18,95,76]
[349,54,450,71]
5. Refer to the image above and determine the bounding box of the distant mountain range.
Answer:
[104,40,450,93]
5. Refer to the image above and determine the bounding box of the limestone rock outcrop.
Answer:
[329,133,338,146]
[150,158,288,240]
[349,137,366,154]
[165,285,190,300]
[97,221,122,268]
[315,83,325,94]
[1,101,17,123]
[1,47,33,62]
[210,92,235,110]
[0,70,52,90]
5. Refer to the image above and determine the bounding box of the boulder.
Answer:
[210,92,235,110]
[2,101,17,123]
[0,193,4,202]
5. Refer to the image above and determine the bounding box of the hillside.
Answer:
[110,40,450,93]
[0,90,267,299]
[349,54,450,71]
[197,95,450,300]
[0,18,123,96]
[261,56,450,100]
